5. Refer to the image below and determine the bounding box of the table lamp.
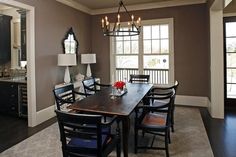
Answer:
[58,54,77,83]
[81,54,96,77]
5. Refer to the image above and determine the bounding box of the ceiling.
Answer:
[57,0,207,15]
[73,0,178,10]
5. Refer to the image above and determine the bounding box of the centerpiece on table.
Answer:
[112,81,127,96]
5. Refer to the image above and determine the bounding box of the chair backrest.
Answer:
[82,77,97,96]
[55,110,105,157]
[53,84,76,111]
[129,74,150,83]
[141,91,175,127]
[173,80,179,93]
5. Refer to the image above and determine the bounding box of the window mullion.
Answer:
[139,27,144,74]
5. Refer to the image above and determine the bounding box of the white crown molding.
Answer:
[56,0,206,15]
[224,12,236,17]
[56,0,91,14]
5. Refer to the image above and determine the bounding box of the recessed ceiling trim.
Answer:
[56,0,91,14]
[0,4,12,10]
[92,0,207,15]
[57,0,207,15]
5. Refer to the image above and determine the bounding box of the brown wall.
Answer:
[91,4,210,97]
[15,0,90,111]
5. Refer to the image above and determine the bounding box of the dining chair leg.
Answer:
[168,129,171,144]
[165,130,170,157]
[116,122,121,157]
[171,107,175,132]
[134,128,138,154]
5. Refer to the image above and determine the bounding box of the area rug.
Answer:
[0,107,214,157]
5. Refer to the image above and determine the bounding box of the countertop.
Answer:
[0,77,27,84]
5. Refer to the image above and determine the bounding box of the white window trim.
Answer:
[110,18,174,85]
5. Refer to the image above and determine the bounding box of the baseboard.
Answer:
[175,95,209,107]
[36,105,56,125]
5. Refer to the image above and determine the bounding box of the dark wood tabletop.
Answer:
[68,83,153,116]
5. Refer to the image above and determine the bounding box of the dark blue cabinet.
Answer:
[0,15,12,64]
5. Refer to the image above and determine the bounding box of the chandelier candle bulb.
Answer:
[118,14,120,23]
[128,22,131,31]
[102,19,104,28]
[138,17,141,27]
[131,15,134,24]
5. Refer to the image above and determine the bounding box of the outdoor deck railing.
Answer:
[116,68,169,84]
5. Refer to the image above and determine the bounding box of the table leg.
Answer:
[122,116,130,157]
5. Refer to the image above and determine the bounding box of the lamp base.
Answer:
[86,64,92,77]
[64,66,71,83]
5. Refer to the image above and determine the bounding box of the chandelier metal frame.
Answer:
[101,0,141,37]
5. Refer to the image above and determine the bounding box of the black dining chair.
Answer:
[55,110,121,157]
[129,74,150,83]
[53,84,88,112]
[134,91,175,157]
[129,74,150,105]
[150,80,179,132]
[82,77,111,96]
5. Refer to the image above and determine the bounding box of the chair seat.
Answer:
[68,134,110,149]
[141,113,167,131]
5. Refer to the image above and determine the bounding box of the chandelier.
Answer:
[101,0,141,37]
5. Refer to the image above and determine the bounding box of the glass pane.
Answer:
[227,84,236,98]
[131,41,138,54]
[116,36,123,41]
[144,40,151,54]
[227,69,236,83]
[143,55,169,69]
[152,40,160,53]
[226,38,236,52]
[131,35,138,40]
[116,55,138,68]
[152,25,159,39]
[226,22,236,37]
[160,25,168,39]
[116,41,123,54]
[227,53,236,68]
[124,41,130,54]
[143,26,151,39]
[124,36,131,41]
[161,39,169,53]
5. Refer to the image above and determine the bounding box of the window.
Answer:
[110,18,174,85]
[225,20,236,98]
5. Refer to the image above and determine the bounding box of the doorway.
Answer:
[224,16,236,109]
[0,0,36,127]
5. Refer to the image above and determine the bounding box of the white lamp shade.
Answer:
[58,54,77,66]
[81,54,96,64]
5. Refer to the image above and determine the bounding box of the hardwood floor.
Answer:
[200,108,236,157]
[0,114,57,153]
[0,108,236,157]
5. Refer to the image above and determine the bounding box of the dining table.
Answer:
[68,83,153,157]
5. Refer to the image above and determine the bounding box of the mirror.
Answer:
[62,27,78,54]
